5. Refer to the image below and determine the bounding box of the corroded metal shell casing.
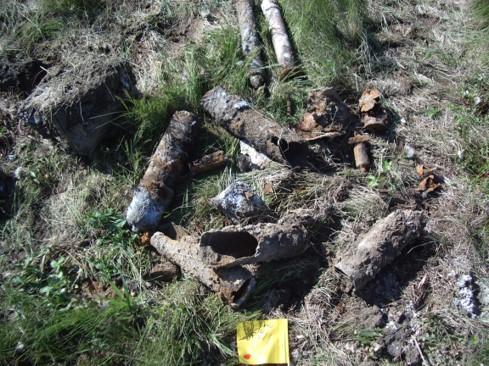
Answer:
[201,87,308,166]
[126,111,201,232]
[335,210,424,290]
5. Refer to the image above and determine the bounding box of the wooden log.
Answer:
[335,210,424,290]
[234,0,265,88]
[201,87,308,166]
[261,0,295,69]
[151,232,256,309]
[126,111,201,232]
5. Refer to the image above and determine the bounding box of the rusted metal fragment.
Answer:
[348,135,371,172]
[211,181,270,224]
[151,232,256,308]
[363,112,388,133]
[235,0,265,88]
[144,261,180,282]
[335,209,424,290]
[296,87,353,139]
[359,88,389,133]
[359,88,382,113]
[201,215,309,269]
[261,0,295,69]
[126,111,201,232]
[189,150,227,176]
[201,87,308,166]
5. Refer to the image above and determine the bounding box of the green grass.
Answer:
[0,286,147,365]
[278,0,367,86]
[138,280,258,366]
[0,0,106,57]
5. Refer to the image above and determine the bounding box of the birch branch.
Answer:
[261,0,295,69]
[234,0,265,88]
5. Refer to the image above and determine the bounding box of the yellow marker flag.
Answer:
[236,319,289,365]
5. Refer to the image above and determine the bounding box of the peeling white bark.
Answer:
[260,0,295,69]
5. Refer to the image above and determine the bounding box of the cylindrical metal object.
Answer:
[201,87,308,166]
[202,216,309,269]
[353,142,370,172]
[188,150,227,176]
[335,210,424,290]
[126,111,201,232]
[363,114,388,133]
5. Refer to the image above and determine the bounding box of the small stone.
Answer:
[454,274,480,318]
[404,145,415,159]
[387,340,403,360]
[211,181,269,224]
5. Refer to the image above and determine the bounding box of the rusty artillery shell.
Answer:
[348,135,371,172]
[201,87,308,166]
[363,113,388,133]
[126,111,201,232]
[151,232,256,309]
[202,215,309,269]
[261,0,295,69]
[335,210,424,290]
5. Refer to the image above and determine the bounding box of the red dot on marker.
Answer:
[244,354,251,360]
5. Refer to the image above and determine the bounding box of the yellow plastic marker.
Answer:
[236,319,289,365]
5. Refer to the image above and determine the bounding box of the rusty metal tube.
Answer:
[202,216,309,269]
[261,0,295,69]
